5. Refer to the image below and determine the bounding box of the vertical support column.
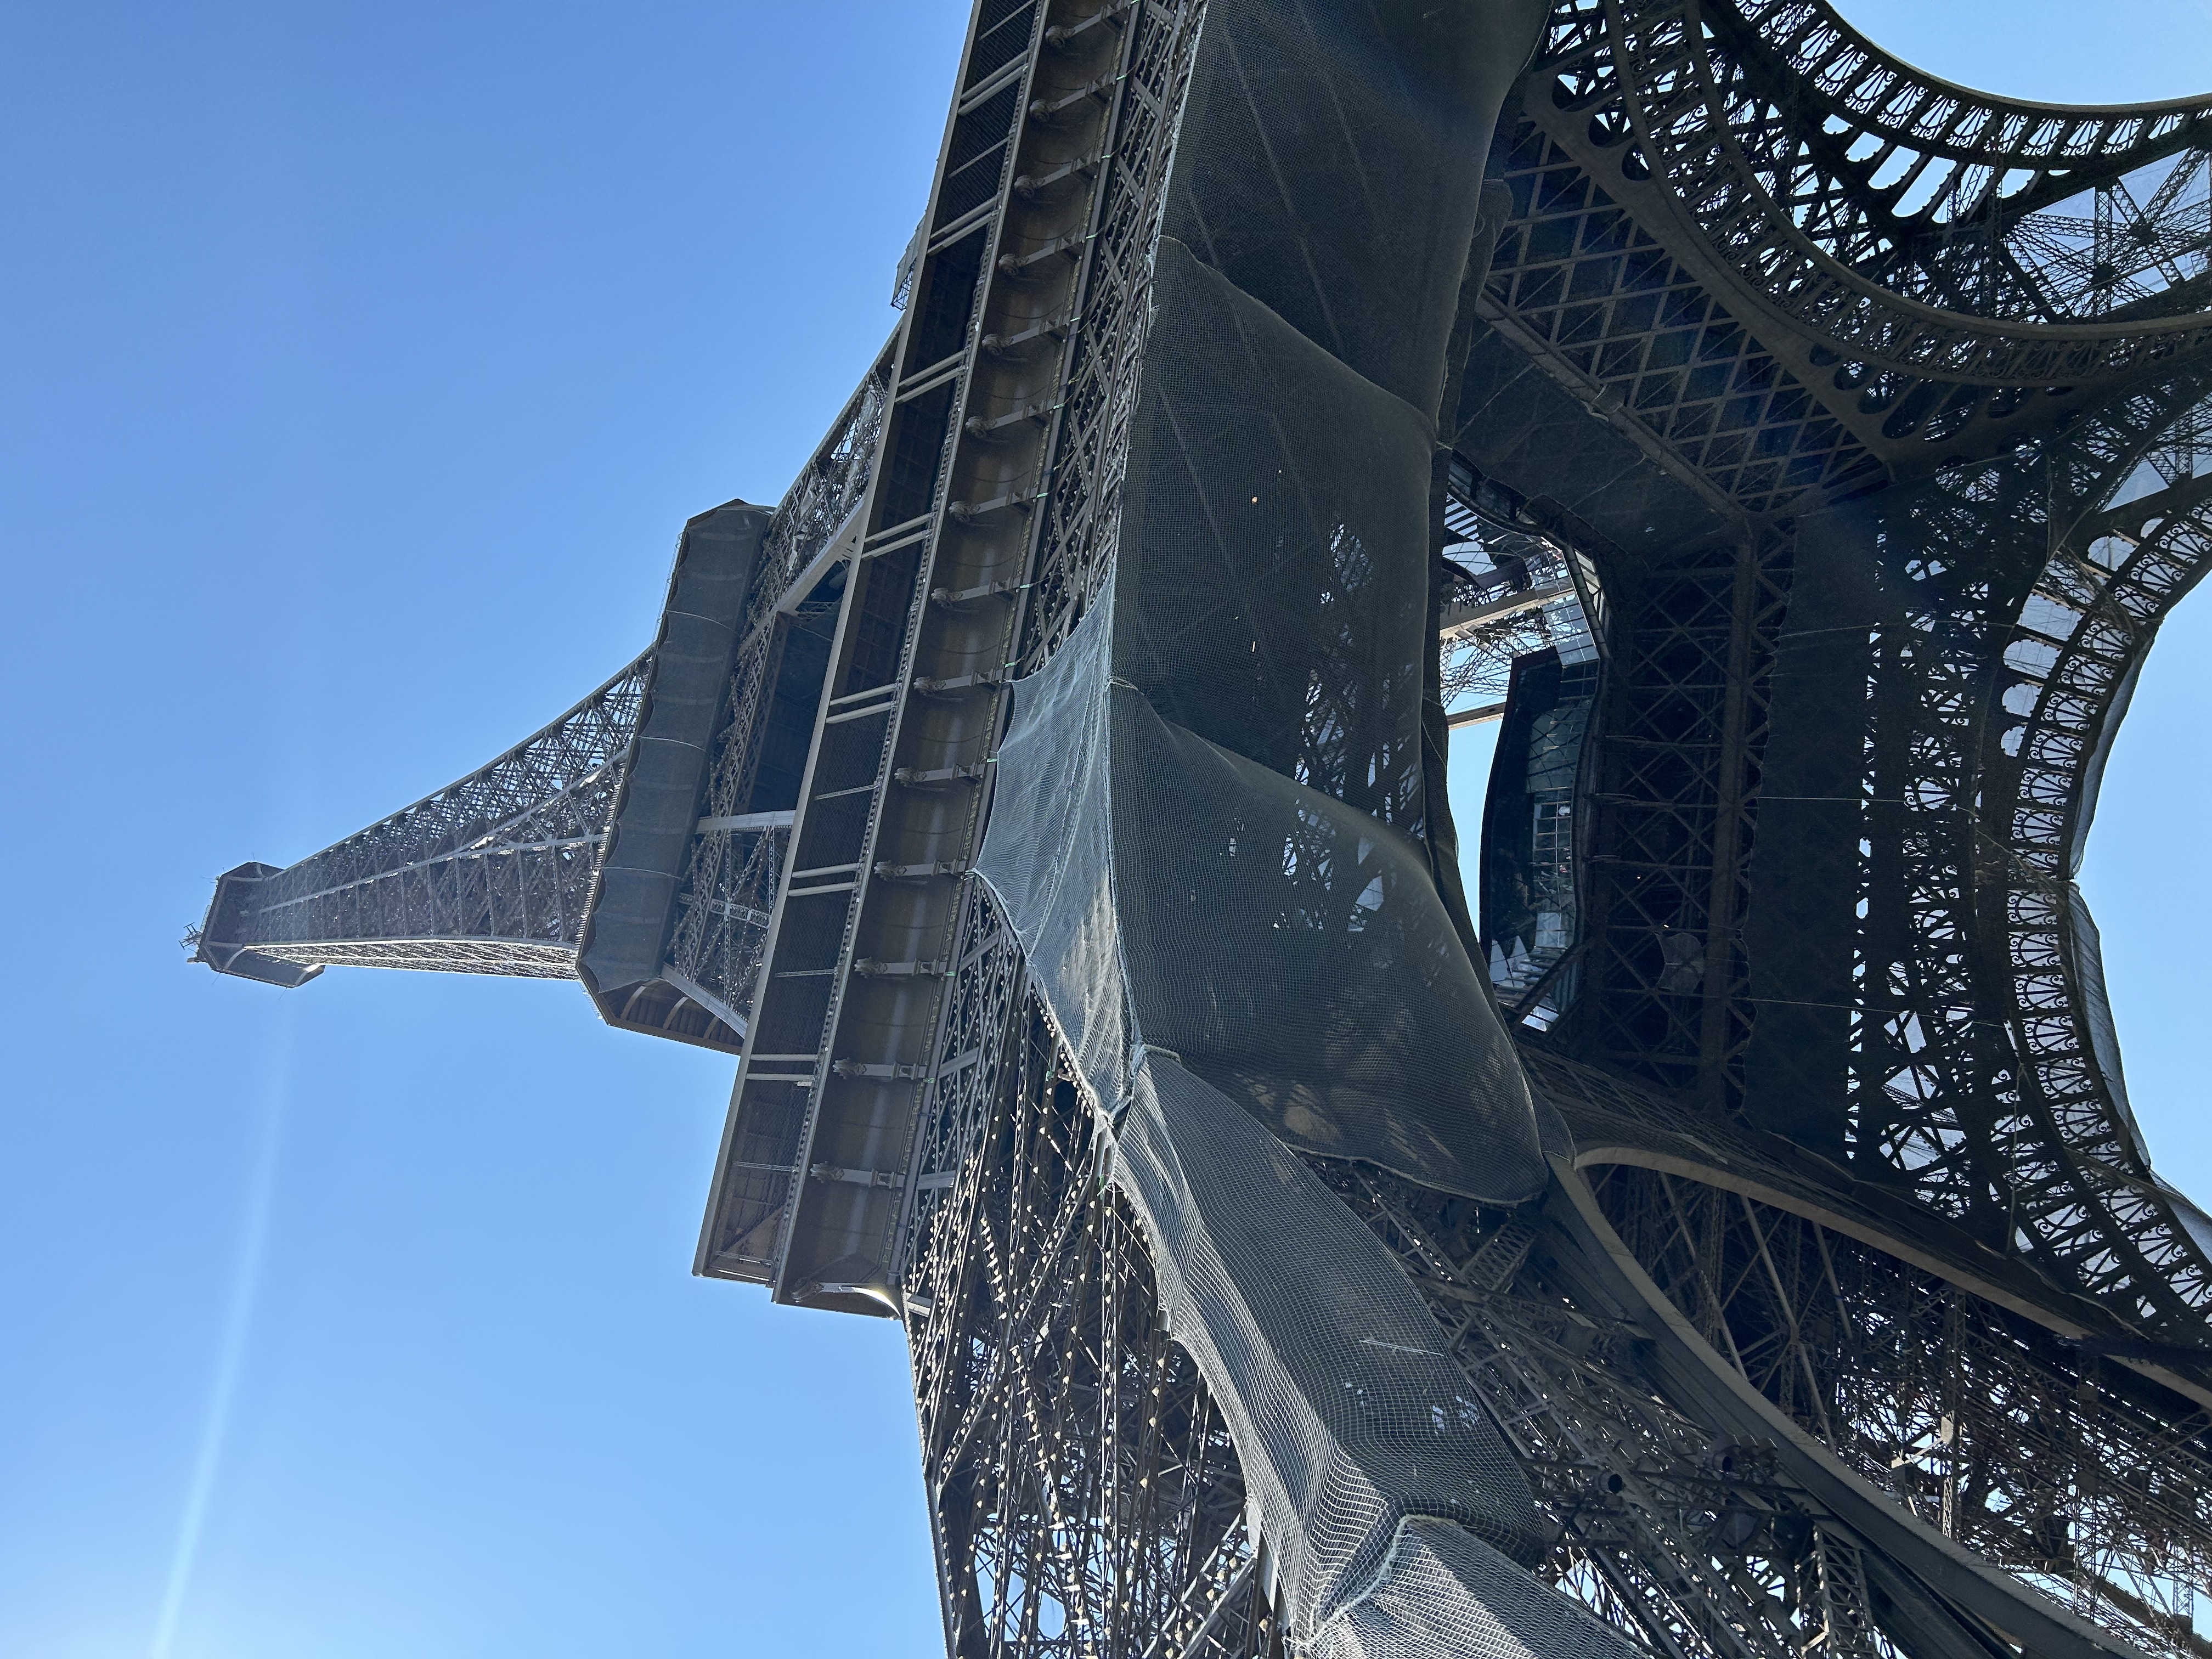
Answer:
[1697,530,1763,1109]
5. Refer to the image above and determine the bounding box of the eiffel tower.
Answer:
[191,3,2212,1655]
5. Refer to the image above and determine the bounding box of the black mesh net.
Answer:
[985,237,1548,1191]
[983,564,1545,1200]
[1306,1517,1647,1659]
[1116,244,1435,833]
[980,564,1606,1644]
[1114,1056,1541,1623]
[975,2,1643,1651]
[1161,0,1549,416]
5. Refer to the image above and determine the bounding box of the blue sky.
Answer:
[2,4,2205,1656]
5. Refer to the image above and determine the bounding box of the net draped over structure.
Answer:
[193,2,2212,1657]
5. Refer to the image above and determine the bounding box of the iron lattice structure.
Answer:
[191,341,891,1043]
[188,658,648,984]
[194,3,2212,1657]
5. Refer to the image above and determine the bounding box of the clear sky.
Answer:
[2,4,2205,1657]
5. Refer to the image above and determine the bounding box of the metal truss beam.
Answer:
[190,345,891,1052]
[896,883,2204,1659]
[189,657,650,985]
[902,887,1279,1659]
[1459,0,2212,1368]
[698,0,1205,1308]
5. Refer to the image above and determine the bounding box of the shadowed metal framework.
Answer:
[193,2,2212,1656]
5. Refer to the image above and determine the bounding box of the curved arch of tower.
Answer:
[194,3,2212,1656]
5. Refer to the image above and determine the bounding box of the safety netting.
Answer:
[972,5,1647,1646]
